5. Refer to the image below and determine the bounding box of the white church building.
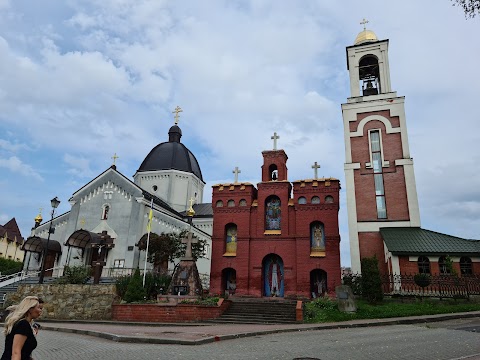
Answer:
[23,120,213,281]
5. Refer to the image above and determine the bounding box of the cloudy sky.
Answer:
[0,0,478,267]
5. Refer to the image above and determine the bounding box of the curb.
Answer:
[41,311,480,345]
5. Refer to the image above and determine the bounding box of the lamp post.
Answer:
[38,196,60,284]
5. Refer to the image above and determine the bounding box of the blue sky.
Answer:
[0,0,479,267]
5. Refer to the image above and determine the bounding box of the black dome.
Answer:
[137,125,203,181]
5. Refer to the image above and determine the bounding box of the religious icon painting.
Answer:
[263,254,284,297]
[225,224,237,255]
[265,196,281,230]
[310,222,325,250]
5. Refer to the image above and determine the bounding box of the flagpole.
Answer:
[143,198,154,287]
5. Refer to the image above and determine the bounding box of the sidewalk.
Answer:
[40,310,480,345]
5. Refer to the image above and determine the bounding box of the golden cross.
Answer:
[111,153,119,165]
[189,197,195,209]
[173,106,183,125]
[360,18,369,30]
[80,218,86,228]
[38,207,43,214]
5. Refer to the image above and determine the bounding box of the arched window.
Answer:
[101,204,110,220]
[265,196,281,230]
[359,55,380,96]
[325,195,334,203]
[438,256,450,275]
[460,257,473,275]
[310,222,325,250]
[216,200,224,207]
[298,197,307,204]
[239,199,247,207]
[227,200,235,207]
[418,256,430,274]
[311,196,320,204]
[225,224,237,255]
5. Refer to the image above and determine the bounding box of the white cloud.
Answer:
[0,156,43,180]
[63,153,95,178]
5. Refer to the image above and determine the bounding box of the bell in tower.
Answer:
[360,57,380,96]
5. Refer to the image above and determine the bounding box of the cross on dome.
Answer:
[173,106,183,125]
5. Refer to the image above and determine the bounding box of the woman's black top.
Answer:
[1,319,37,360]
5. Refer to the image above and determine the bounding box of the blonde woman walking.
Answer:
[1,296,42,360]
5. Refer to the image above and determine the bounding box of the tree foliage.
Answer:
[360,256,383,304]
[138,230,206,273]
[451,0,480,18]
[123,268,147,303]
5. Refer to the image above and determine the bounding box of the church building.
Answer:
[342,24,480,276]
[209,135,341,298]
[23,111,213,281]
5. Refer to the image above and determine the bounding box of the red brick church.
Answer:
[209,136,341,298]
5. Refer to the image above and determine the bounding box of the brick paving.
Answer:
[40,310,480,345]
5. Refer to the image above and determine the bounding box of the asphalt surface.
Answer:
[38,310,480,345]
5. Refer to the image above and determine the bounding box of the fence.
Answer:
[344,273,480,299]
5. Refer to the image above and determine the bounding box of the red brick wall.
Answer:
[358,232,387,274]
[112,300,230,323]
[210,162,341,298]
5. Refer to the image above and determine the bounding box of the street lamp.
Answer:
[38,196,60,284]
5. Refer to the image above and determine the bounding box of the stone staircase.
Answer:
[206,297,299,324]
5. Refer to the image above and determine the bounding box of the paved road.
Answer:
[1,317,479,360]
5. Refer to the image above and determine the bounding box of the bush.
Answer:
[0,258,23,276]
[414,273,431,288]
[342,274,362,295]
[55,265,91,284]
[143,272,172,300]
[123,268,147,303]
[360,256,383,304]
[115,275,131,299]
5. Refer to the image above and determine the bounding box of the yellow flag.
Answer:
[146,200,153,232]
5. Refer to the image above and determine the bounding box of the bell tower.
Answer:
[342,23,421,274]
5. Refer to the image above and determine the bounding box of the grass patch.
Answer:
[304,297,480,323]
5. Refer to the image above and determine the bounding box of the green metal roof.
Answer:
[380,227,480,255]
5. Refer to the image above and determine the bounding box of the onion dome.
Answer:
[137,125,203,181]
[354,29,378,45]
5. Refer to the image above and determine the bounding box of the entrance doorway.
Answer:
[222,268,237,296]
[310,269,327,298]
[262,254,284,297]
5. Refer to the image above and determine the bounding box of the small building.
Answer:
[209,138,341,299]
[0,218,24,262]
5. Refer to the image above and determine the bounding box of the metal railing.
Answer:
[344,273,480,299]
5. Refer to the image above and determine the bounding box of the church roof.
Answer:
[179,203,213,217]
[380,227,480,255]
[0,218,24,244]
[137,125,203,181]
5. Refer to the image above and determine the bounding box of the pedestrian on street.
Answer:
[1,296,43,360]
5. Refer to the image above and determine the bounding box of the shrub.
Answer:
[342,274,362,295]
[360,256,383,304]
[0,258,23,275]
[115,275,131,298]
[414,273,431,288]
[123,268,147,303]
[143,272,172,300]
[55,265,91,284]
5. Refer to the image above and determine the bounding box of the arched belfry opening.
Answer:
[269,164,278,181]
[359,55,380,96]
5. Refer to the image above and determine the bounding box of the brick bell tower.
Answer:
[342,22,421,274]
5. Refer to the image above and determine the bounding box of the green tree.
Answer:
[451,0,480,18]
[360,256,383,304]
[123,268,147,303]
[138,230,206,273]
